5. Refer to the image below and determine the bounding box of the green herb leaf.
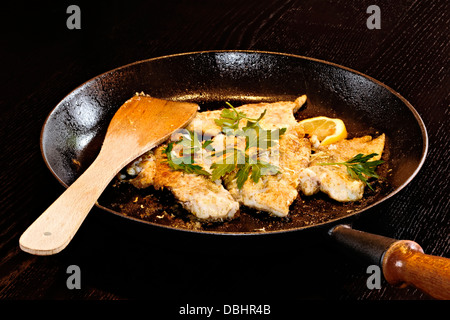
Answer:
[162,137,211,177]
[210,162,236,181]
[164,102,286,189]
[214,103,246,132]
[215,102,270,134]
[256,127,287,149]
[258,161,282,176]
[242,109,266,131]
[236,163,252,189]
[209,102,287,188]
[319,153,384,191]
[250,164,261,183]
[202,139,214,150]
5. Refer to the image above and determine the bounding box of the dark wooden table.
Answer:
[1,0,448,308]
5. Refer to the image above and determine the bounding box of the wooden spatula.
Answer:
[20,95,198,255]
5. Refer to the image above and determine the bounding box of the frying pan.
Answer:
[40,51,449,298]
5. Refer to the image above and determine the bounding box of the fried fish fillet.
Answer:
[192,96,310,217]
[222,125,311,217]
[187,95,307,136]
[151,95,309,218]
[123,94,385,220]
[298,134,385,202]
[125,146,239,221]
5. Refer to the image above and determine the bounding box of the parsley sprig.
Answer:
[163,131,211,176]
[210,146,281,189]
[214,102,266,133]
[210,103,286,189]
[163,102,286,189]
[320,153,384,191]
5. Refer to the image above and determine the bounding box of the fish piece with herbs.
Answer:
[119,94,386,221]
[298,134,385,201]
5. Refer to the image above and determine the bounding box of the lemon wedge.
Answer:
[299,116,347,145]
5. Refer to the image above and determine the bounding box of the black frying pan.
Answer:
[40,51,450,298]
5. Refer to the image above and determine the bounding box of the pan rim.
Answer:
[40,50,429,236]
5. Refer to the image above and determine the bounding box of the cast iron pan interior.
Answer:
[40,51,427,235]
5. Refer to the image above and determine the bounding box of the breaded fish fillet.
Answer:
[124,95,312,219]
[187,95,307,136]
[183,96,310,217]
[124,146,239,221]
[298,134,385,202]
[223,125,311,217]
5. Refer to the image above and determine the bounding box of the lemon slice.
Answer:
[299,116,347,145]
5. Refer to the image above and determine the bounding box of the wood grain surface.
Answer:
[0,0,448,305]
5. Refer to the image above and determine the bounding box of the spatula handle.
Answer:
[19,155,116,255]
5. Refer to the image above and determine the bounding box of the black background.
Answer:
[1,0,448,309]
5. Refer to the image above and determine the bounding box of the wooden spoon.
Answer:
[20,95,198,255]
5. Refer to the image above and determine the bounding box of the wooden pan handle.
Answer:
[382,240,450,300]
[330,225,450,299]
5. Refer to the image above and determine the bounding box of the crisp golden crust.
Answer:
[224,126,311,217]
[127,152,157,189]
[151,146,184,189]
[298,134,386,202]
[312,134,385,164]
[130,146,239,221]
[187,95,307,136]
[123,95,386,219]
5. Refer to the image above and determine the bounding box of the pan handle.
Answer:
[329,224,450,300]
